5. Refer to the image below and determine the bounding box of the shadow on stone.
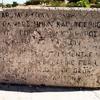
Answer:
[0,83,99,92]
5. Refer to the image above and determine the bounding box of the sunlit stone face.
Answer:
[0,8,100,87]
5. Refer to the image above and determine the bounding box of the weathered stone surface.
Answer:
[0,8,100,87]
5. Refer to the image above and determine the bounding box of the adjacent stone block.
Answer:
[0,8,100,87]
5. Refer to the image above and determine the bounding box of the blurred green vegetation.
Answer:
[25,0,41,5]
[1,0,100,8]
[12,1,18,7]
[6,4,12,8]
[0,1,18,8]
[25,0,100,7]
[76,0,90,7]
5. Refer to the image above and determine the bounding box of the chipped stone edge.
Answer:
[0,7,100,12]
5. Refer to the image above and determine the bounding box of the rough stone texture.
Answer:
[0,8,100,87]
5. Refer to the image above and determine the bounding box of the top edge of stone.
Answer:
[0,7,100,11]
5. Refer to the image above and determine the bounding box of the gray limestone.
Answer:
[0,8,100,87]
